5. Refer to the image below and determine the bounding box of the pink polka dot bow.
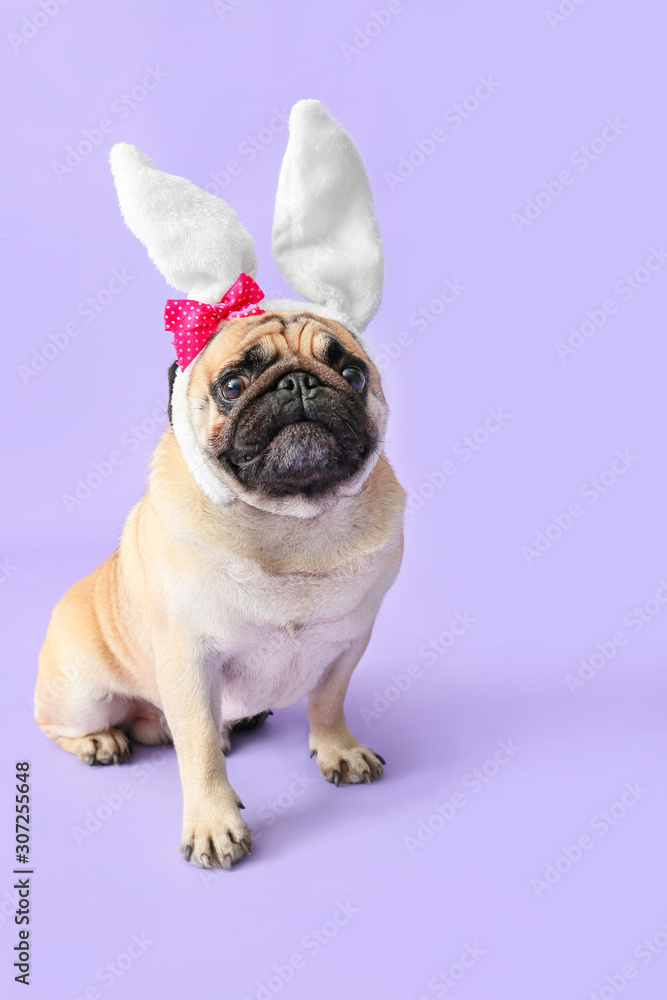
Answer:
[164,273,265,370]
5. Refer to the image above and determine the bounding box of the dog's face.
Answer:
[175,312,388,515]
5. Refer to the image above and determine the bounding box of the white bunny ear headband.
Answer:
[109,99,383,370]
[108,99,383,508]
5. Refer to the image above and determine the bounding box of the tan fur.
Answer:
[35,312,405,868]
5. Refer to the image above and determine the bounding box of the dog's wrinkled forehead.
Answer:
[188,311,377,397]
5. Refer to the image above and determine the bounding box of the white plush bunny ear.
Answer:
[271,100,383,333]
[109,143,257,303]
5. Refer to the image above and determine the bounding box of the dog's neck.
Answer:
[146,430,404,575]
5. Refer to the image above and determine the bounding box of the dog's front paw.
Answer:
[310,734,385,786]
[181,788,251,869]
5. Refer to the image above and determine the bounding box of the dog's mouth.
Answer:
[217,384,376,498]
[232,420,326,468]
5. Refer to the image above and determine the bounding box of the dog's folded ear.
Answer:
[272,100,384,334]
[109,144,257,304]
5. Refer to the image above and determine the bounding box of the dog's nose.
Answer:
[276,371,321,396]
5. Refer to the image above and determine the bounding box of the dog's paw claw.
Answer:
[181,792,251,870]
[313,741,385,785]
[67,729,131,767]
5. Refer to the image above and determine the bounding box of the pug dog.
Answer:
[35,100,405,869]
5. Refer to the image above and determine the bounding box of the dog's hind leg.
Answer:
[126,707,172,746]
[35,565,136,766]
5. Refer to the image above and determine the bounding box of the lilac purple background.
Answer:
[2,1,667,997]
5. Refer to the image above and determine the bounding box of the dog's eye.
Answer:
[221,375,249,400]
[341,366,366,392]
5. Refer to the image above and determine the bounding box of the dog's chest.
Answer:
[190,548,388,718]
